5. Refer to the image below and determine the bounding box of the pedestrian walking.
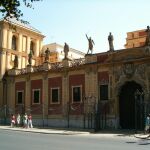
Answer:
[145,114,150,134]
[23,113,28,128]
[16,113,21,127]
[10,114,16,128]
[28,114,33,128]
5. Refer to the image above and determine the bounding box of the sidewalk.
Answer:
[0,125,90,135]
[0,125,150,139]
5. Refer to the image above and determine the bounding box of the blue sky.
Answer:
[1,0,150,53]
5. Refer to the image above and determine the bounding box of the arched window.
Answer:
[12,35,17,50]
[30,41,34,55]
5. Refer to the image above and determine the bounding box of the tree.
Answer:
[0,0,42,23]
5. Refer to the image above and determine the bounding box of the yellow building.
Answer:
[125,28,147,48]
[0,18,45,77]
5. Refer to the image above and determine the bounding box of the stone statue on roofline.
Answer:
[108,32,114,51]
[145,26,150,46]
[86,34,95,54]
[45,48,50,62]
[13,55,18,69]
[28,50,32,66]
[64,42,69,59]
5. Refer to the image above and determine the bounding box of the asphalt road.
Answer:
[0,129,150,150]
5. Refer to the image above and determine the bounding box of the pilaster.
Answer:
[27,36,31,54]
[85,65,98,99]
[42,73,48,116]
[35,40,39,57]
[25,75,31,112]
[2,28,8,49]
[7,30,12,49]
[62,70,69,115]
[18,33,22,52]
[7,77,15,114]
[18,55,21,69]
[0,51,6,80]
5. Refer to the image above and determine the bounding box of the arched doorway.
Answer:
[119,81,144,130]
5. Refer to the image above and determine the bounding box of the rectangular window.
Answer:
[100,85,108,100]
[16,91,23,104]
[32,89,40,104]
[51,88,60,104]
[72,86,82,102]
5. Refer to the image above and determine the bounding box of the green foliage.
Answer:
[0,0,41,23]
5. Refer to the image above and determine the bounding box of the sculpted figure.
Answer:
[145,26,150,46]
[64,42,69,59]
[14,55,18,69]
[28,50,32,66]
[86,34,95,54]
[108,32,114,51]
[45,48,50,62]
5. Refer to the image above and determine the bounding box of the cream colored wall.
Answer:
[0,21,44,80]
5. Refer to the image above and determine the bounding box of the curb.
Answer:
[0,126,90,135]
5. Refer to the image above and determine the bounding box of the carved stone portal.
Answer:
[123,63,135,78]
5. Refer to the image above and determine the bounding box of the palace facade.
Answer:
[0,19,150,130]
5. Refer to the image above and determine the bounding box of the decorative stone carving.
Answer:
[135,64,146,80]
[114,63,147,83]
[114,66,124,82]
[123,63,135,78]
[70,58,85,67]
